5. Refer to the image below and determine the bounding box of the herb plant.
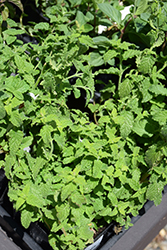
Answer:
[1,0,167,249]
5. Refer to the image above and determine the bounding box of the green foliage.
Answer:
[1,0,167,249]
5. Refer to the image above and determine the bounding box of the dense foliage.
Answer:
[1,0,167,249]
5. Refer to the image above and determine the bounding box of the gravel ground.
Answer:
[144,225,167,250]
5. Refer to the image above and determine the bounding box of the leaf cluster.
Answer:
[1,0,167,249]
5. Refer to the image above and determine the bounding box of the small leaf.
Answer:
[118,78,133,99]
[21,209,33,229]
[8,130,23,155]
[108,192,118,205]
[98,3,121,25]
[136,55,155,74]
[145,145,161,167]
[93,36,111,47]
[40,125,53,146]
[120,111,134,138]
[133,119,153,137]
[56,204,70,222]
[99,206,112,216]
[104,51,117,63]
[26,193,44,208]
[14,55,34,74]
[32,157,46,180]
[61,182,76,201]
[3,29,25,36]
[92,160,103,178]
[89,51,104,67]
[15,197,25,210]
[34,22,49,30]
[128,179,140,191]
[73,88,81,99]
[0,101,6,119]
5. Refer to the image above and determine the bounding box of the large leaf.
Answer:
[32,157,46,180]
[136,55,155,74]
[146,182,163,206]
[14,55,34,74]
[149,84,167,96]
[9,0,23,12]
[21,209,33,229]
[118,111,134,138]
[118,78,133,99]
[8,130,23,155]
[135,0,148,16]
[61,182,76,201]
[93,36,111,47]
[98,3,121,25]
[10,110,23,127]
[145,145,161,167]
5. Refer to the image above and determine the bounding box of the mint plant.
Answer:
[1,0,167,249]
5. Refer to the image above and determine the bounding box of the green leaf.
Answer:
[14,55,34,74]
[146,182,163,206]
[118,78,133,99]
[56,204,70,222]
[120,111,134,138]
[6,36,16,45]
[128,179,140,191]
[61,182,76,201]
[76,11,88,27]
[34,22,49,30]
[9,0,23,12]
[135,0,148,16]
[149,84,167,96]
[136,55,155,74]
[73,88,81,99]
[118,202,129,215]
[98,3,121,25]
[5,76,29,99]
[99,206,112,216]
[77,225,94,241]
[0,101,6,119]
[32,157,46,180]
[161,125,167,141]
[93,36,111,47]
[123,49,140,60]
[92,160,103,178]
[26,193,44,208]
[89,51,104,66]
[10,110,23,127]
[20,136,33,150]
[145,145,161,167]
[108,192,118,205]
[152,110,167,126]
[71,191,86,206]
[15,197,25,210]
[133,119,154,137]
[3,29,25,36]
[40,125,53,146]
[151,31,165,49]
[21,208,33,229]
[104,50,118,63]
[8,130,23,155]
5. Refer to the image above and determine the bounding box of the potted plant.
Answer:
[1,0,167,249]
